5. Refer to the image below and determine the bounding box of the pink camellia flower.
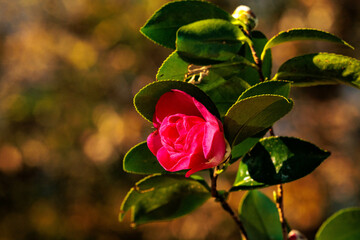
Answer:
[147,89,228,177]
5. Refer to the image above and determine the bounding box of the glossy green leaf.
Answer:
[242,137,330,185]
[141,0,233,49]
[224,95,293,146]
[239,190,283,240]
[134,80,220,122]
[157,51,189,81]
[157,51,256,82]
[238,80,291,101]
[231,161,268,191]
[119,174,211,226]
[316,208,360,240]
[176,19,247,62]
[274,53,360,89]
[261,28,353,60]
[123,141,166,174]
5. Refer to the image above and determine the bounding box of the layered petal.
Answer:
[153,90,203,127]
[147,130,162,156]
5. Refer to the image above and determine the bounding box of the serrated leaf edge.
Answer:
[261,28,354,60]
[237,80,291,101]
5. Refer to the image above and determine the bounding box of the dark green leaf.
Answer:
[274,53,360,89]
[176,19,247,62]
[261,28,353,60]
[224,95,293,146]
[141,0,233,49]
[119,174,211,226]
[238,80,291,101]
[134,80,220,122]
[242,136,330,185]
[315,208,360,240]
[123,141,166,174]
[157,51,189,81]
[239,190,283,240]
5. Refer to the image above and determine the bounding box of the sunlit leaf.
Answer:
[140,0,233,49]
[239,190,283,240]
[315,208,360,240]
[261,28,353,60]
[119,174,211,226]
[123,141,166,174]
[157,51,189,81]
[224,95,293,146]
[134,80,220,122]
[176,19,247,63]
[274,53,360,89]
[242,136,330,185]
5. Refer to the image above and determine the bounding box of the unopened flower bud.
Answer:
[288,230,308,240]
[232,5,258,30]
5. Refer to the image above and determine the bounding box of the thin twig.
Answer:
[276,184,288,240]
[210,169,248,240]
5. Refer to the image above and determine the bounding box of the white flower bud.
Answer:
[232,5,258,30]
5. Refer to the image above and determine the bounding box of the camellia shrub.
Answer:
[120,1,360,239]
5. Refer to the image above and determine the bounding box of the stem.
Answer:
[276,184,288,240]
[245,31,287,238]
[243,30,265,83]
[210,169,248,240]
[249,43,265,82]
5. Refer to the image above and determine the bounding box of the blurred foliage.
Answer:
[0,0,359,239]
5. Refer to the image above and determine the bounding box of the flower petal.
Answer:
[154,90,203,126]
[157,147,190,172]
[202,122,226,162]
[147,130,162,156]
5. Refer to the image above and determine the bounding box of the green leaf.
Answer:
[261,28,354,60]
[238,80,291,101]
[224,95,293,146]
[237,31,272,85]
[231,161,268,191]
[123,141,166,174]
[239,190,283,240]
[230,129,268,163]
[196,71,250,116]
[176,19,247,62]
[119,174,211,226]
[141,0,233,49]
[316,208,360,240]
[156,55,256,116]
[274,53,360,89]
[157,51,189,81]
[134,80,220,122]
[242,136,330,185]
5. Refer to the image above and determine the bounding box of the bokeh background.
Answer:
[0,0,359,239]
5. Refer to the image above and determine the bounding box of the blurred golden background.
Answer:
[0,0,359,239]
